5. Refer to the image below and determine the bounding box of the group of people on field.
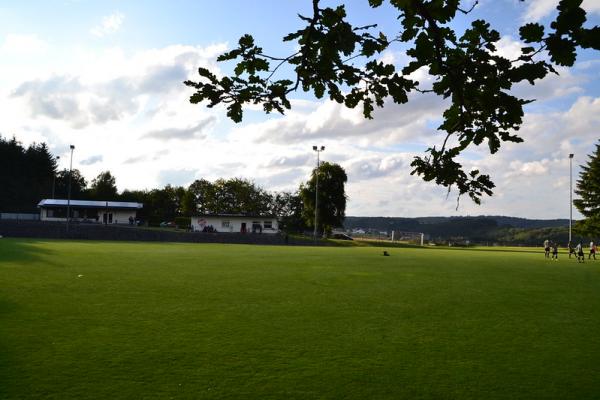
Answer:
[544,239,597,263]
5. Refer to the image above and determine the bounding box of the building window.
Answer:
[47,209,54,217]
[222,220,230,228]
[264,220,272,229]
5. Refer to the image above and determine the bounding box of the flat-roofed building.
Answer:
[38,199,143,225]
[191,214,279,233]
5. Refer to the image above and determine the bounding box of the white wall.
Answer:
[191,216,279,233]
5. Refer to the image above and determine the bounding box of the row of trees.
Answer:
[118,161,347,233]
[0,136,347,233]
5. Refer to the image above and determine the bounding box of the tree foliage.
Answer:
[89,171,119,200]
[0,136,57,212]
[270,191,307,232]
[574,142,600,236]
[54,169,88,200]
[187,178,273,215]
[300,161,348,233]
[185,0,600,204]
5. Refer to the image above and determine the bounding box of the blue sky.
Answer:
[1,0,599,218]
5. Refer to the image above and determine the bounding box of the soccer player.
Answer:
[576,242,585,263]
[590,241,596,260]
[551,242,559,260]
[568,241,575,259]
[544,239,550,258]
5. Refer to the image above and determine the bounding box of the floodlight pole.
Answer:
[51,155,60,199]
[569,153,574,243]
[66,145,75,233]
[313,145,325,241]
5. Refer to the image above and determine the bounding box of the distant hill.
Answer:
[343,216,574,245]
[344,216,569,232]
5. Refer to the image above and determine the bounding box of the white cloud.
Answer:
[523,0,557,22]
[1,34,47,54]
[582,0,600,14]
[230,93,445,147]
[80,155,104,165]
[142,117,216,141]
[494,36,523,61]
[523,0,600,22]
[91,12,125,37]
[10,44,226,129]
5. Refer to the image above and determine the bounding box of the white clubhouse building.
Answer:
[191,214,279,233]
[38,199,143,224]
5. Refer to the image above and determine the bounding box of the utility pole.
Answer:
[569,153,574,243]
[66,145,75,233]
[312,145,325,241]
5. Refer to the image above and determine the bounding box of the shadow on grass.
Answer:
[0,238,56,263]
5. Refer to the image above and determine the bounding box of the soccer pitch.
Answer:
[1,239,599,399]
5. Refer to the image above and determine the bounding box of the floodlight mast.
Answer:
[313,145,325,241]
[66,145,75,234]
[52,156,60,199]
[569,153,574,243]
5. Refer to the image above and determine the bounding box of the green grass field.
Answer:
[1,238,600,399]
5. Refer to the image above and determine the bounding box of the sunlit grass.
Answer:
[1,238,599,399]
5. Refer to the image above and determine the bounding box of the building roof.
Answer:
[38,199,143,209]
[193,214,277,219]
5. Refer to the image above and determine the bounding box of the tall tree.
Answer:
[89,171,119,200]
[0,136,60,212]
[54,169,88,200]
[185,0,600,204]
[270,191,307,232]
[300,161,347,234]
[574,142,600,236]
[188,178,216,214]
[181,189,196,217]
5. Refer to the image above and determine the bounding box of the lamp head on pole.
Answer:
[320,146,325,151]
[569,153,574,159]
[312,146,317,151]
[70,145,75,150]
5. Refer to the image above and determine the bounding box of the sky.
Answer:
[1,0,599,219]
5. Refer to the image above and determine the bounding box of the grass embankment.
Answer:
[1,238,599,399]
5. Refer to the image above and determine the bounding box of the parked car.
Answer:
[159,221,176,228]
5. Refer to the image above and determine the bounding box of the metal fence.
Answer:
[0,213,40,221]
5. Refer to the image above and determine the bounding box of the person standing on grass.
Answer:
[576,242,585,263]
[590,241,596,260]
[568,241,575,258]
[544,239,550,258]
[551,242,559,261]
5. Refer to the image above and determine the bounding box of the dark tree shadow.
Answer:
[0,238,56,263]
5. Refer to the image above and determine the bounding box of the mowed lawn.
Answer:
[1,239,600,399]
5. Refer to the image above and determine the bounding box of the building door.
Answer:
[103,213,113,224]
[241,222,246,233]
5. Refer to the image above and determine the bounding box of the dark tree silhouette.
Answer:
[89,171,119,200]
[300,161,348,234]
[574,142,600,236]
[0,136,58,212]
